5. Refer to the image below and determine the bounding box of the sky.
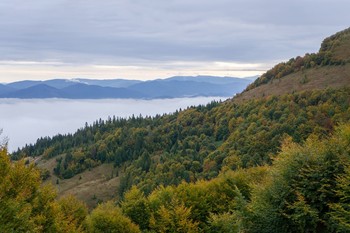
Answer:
[0,0,349,82]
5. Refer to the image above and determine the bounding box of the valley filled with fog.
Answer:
[0,97,227,152]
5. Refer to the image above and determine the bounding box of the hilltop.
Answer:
[235,27,350,101]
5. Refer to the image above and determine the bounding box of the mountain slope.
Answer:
[61,83,146,99]
[11,28,350,209]
[236,64,350,101]
[128,80,232,98]
[16,87,349,207]
[165,75,253,85]
[1,84,64,98]
[236,27,350,101]
[0,84,16,95]
[128,76,252,98]
[43,79,80,89]
[6,80,43,89]
[74,78,142,88]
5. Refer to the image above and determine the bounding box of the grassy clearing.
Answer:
[36,156,121,209]
[235,63,350,102]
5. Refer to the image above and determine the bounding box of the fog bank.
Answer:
[0,97,226,152]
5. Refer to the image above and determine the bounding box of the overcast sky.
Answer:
[0,0,349,82]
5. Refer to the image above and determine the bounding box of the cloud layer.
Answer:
[0,0,349,81]
[0,97,225,151]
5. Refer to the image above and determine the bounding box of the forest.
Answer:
[245,28,350,91]
[12,88,350,197]
[2,28,350,232]
[2,123,350,232]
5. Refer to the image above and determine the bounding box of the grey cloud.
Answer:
[0,0,349,65]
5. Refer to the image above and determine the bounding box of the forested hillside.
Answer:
[3,124,350,232]
[12,88,350,195]
[236,27,350,101]
[3,28,350,232]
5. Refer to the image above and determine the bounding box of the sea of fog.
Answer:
[0,97,228,152]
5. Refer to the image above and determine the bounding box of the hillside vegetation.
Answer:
[3,124,350,232]
[4,28,350,232]
[236,27,350,101]
[13,88,350,198]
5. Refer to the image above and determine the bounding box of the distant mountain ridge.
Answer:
[0,76,255,99]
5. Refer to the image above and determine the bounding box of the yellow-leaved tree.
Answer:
[0,146,87,232]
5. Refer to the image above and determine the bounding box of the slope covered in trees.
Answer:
[121,124,350,232]
[3,124,350,232]
[12,88,350,197]
[0,147,88,232]
[12,28,350,202]
[5,28,350,232]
